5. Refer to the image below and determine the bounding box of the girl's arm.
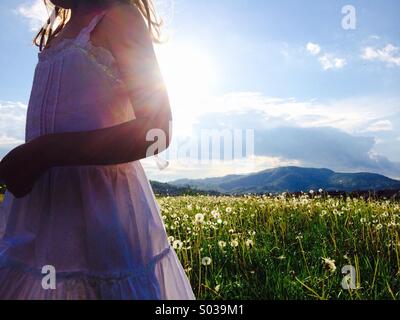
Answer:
[41,4,172,167]
[0,4,171,197]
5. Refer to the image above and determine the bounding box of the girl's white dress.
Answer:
[0,11,195,300]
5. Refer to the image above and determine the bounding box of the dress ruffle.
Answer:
[0,247,194,300]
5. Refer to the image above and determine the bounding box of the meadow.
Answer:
[0,191,399,299]
[158,193,400,300]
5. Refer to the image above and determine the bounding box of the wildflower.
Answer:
[218,241,227,249]
[245,239,254,248]
[215,284,220,292]
[195,213,205,224]
[217,219,223,224]
[167,236,174,245]
[309,190,315,195]
[230,239,239,248]
[319,188,324,193]
[173,240,183,250]
[211,210,220,219]
[388,221,397,227]
[360,218,367,224]
[226,207,232,213]
[202,257,212,266]
[376,223,383,230]
[322,257,337,273]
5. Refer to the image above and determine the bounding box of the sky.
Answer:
[0,0,399,182]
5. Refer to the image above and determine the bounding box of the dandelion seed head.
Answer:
[230,239,239,247]
[173,240,183,250]
[245,239,254,248]
[201,257,212,266]
[322,257,337,273]
[195,213,205,224]
[218,241,227,249]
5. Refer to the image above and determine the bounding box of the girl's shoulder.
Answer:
[106,1,144,19]
[98,2,153,51]
[98,3,150,42]
[91,2,149,54]
[101,2,148,34]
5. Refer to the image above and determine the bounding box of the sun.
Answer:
[156,43,218,134]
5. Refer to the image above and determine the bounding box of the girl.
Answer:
[0,0,195,300]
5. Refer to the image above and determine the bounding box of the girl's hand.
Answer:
[0,138,48,198]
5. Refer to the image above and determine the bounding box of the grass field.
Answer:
[158,193,400,300]
[1,192,399,299]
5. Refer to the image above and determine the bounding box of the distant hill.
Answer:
[1,167,399,197]
[169,166,400,194]
[150,181,221,196]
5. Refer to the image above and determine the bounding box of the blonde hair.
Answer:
[34,0,162,51]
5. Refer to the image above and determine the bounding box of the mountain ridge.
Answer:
[169,166,400,194]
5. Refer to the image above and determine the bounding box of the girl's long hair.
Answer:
[34,0,162,51]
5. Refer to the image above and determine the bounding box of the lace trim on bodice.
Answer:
[37,11,123,85]
[38,39,123,85]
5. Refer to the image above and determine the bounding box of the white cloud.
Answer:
[0,101,27,158]
[369,35,381,40]
[318,54,347,70]
[306,42,321,56]
[182,93,399,135]
[361,44,400,67]
[15,0,49,31]
[0,134,24,146]
[365,120,393,132]
[305,42,346,70]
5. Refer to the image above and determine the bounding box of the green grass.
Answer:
[1,192,399,299]
[157,193,400,300]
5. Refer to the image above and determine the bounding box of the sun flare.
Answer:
[156,43,218,134]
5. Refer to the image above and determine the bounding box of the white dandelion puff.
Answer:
[201,257,212,266]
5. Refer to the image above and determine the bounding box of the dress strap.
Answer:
[75,11,107,46]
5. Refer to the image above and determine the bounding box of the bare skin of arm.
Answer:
[0,4,172,198]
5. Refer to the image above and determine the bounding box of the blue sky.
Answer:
[0,0,400,181]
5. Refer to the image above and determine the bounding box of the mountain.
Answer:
[149,180,221,196]
[169,166,400,194]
